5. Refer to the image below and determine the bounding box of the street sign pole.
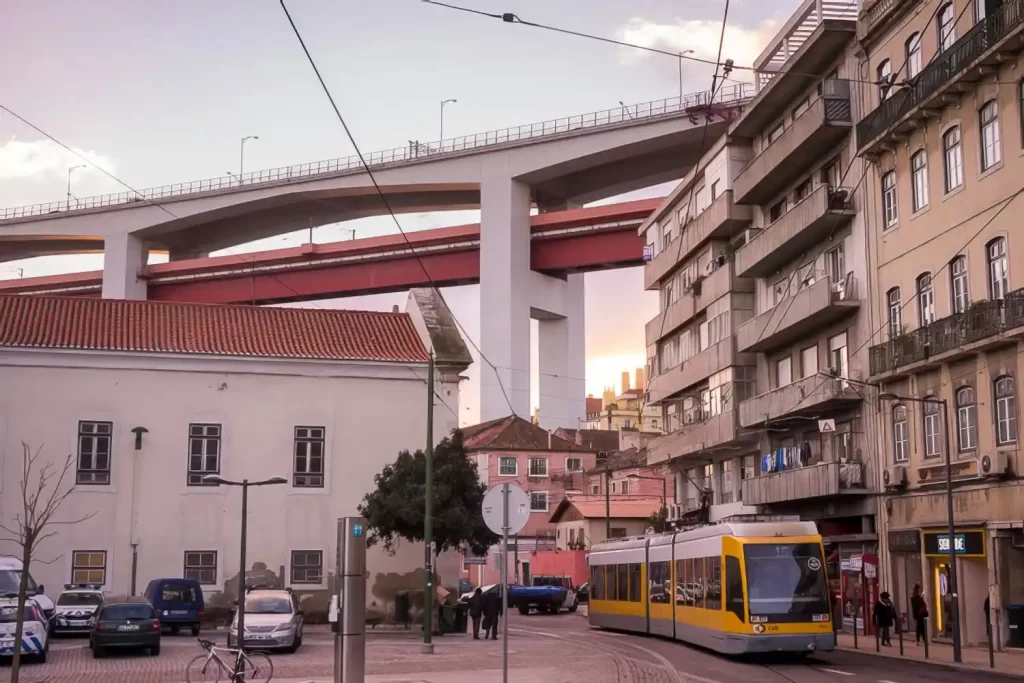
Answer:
[481,482,529,683]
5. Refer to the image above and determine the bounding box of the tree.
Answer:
[647,506,669,534]
[358,429,497,556]
[0,443,94,683]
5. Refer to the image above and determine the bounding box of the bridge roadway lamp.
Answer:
[239,135,259,182]
[481,482,530,683]
[202,474,287,681]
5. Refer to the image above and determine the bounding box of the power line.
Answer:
[278,0,518,418]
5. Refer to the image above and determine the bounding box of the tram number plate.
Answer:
[764,624,780,632]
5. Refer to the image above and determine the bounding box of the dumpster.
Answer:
[395,592,411,629]
[453,603,468,634]
[439,604,457,634]
[1008,604,1024,648]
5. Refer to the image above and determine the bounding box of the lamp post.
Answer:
[879,392,962,663]
[626,473,667,509]
[439,99,457,145]
[239,135,259,183]
[66,164,86,208]
[678,49,694,102]
[203,474,287,680]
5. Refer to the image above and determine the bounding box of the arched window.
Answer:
[938,3,956,51]
[888,287,902,337]
[911,149,929,212]
[956,386,978,452]
[923,397,941,457]
[950,256,969,314]
[877,59,893,101]
[906,33,923,78]
[893,405,909,463]
[987,237,1009,300]
[995,375,1018,445]
[943,126,964,192]
[917,273,935,325]
[882,171,898,227]
[981,100,1002,170]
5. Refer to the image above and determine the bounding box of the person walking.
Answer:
[483,587,503,640]
[910,584,928,644]
[468,588,483,640]
[874,591,897,646]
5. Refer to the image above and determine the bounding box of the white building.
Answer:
[0,289,471,620]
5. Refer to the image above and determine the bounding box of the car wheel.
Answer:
[518,605,529,615]
[191,624,200,637]
[568,602,578,613]
[93,646,104,659]
[37,647,48,664]
[150,645,161,656]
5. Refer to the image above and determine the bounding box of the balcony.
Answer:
[739,375,863,428]
[869,288,1024,379]
[648,410,753,465]
[648,337,748,405]
[857,2,1024,153]
[859,0,916,45]
[644,191,751,290]
[734,83,853,205]
[645,262,751,347]
[735,185,855,278]
[741,460,867,506]
[736,275,860,353]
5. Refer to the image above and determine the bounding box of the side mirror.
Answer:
[36,585,44,594]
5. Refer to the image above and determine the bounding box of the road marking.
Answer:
[820,669,855,676]
[878,679,900,683]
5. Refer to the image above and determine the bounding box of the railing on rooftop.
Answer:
[857,1,1024,149]
[754,0,859,90]
[0,85,755,222]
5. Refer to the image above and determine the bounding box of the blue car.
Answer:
[143,578,204,636]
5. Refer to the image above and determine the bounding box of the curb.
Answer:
[837,646,1024,680]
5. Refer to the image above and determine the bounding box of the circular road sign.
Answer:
[482,483,531,536]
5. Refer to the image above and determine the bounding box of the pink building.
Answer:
[585,447,675,507]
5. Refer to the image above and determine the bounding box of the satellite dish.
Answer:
[482,483,531,536]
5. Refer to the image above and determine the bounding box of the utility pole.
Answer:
[605,466,611,539]
[422,350,435,655]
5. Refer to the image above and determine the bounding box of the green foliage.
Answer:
[647,506,669,534]
[358,429,497,556]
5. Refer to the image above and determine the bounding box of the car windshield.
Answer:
[101,604,154,620]
[0,604,40,623]
[744,543,829,619]
[0,570,37,595]
[161,583,196,602]
[58,593,103,606]
[245,596,291,614]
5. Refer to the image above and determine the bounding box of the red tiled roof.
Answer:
[585,397,603,415]
[461,415,591,452]
[0,295,429,363]
[549,496,661,523]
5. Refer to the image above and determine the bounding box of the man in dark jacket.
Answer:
[483,588,503,640]
[910,584,928,644]
[468,589,483,640]
[873,591,897,646]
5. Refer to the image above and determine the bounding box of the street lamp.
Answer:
[239,135,259,183]
[439,98,457,144]
[878,392,962,663]
[618,101,633,120]
[67,164,86,208]
[203,474,286,679]
[626,473,667,509]
[678,49,695,102]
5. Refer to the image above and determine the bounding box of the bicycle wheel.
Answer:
[241,651,274,682]
[185,653,223,682]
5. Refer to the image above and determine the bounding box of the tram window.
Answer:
[629,563,642,602]
[725,556,744,621]
[675,560,686,606]
[694,558,708,609]
[706,557,722,610]
[617,565,629,601]
[592,566,603,601]
[649,561,671,604]
[607,564,618,600]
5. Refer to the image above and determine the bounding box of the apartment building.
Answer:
[860,0,1024,648]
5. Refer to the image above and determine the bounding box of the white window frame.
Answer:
[528,457,549,477]
[775,357,793,388]
[893,406,909,463]
[906,33,922,78]
[293,426,325,488]
[878,59,893,101]
[938,3,956,51]
[801,345,818,379]
[911,149,929,212]
[187,423,222,486]
[184,550,218,585]
[943,126,964,193]
[498,456,518,476]
[71,550,107,586]
[918,274,935,326]
[981,100,1002,171]
[289,549,325,587]
[565,457,583,473]
[923,399,941,458]
[956,387,978,452]
[995,376,1018,445]
[882,171,898,227]
[951,257,969,314]
[530,490,549,512]
[888,288,902,336]
[988,238,1009,300]
[77,421,113,485]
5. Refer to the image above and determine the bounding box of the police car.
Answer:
[53,584,104,635]
[0,595,50,662]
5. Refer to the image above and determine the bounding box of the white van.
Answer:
[0,558,55,628]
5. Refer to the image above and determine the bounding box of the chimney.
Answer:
[635,367,645,392]
[621,371,630,394]
[575,431,583,446]
[392,305,399,313]
[547,430,552,449]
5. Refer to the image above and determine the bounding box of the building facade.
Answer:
[859,0,1024,647]
[548,498,662,550]
[584,447,675,506]
[583,370,663,433]
[0,290,470,621]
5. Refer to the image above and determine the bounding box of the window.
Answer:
[617,565,629,600]
[995,376,1018,445]
[71,551,107,585]
[720,460,734,504]
[943,126,964,192]
[911,149,929,212]
[792,97,811,119]
[906,33,922,78]
[775,357,792,388]
[893,406,909,462]
[621,479,631,495]
[290,550,323,584]
[725,556,745,622]
[499,456,517,476]
[828,332,848,379]
[956,386,978,452]
[826,244,845,284]
[710,180,720,200]
[822,158,841,190]
[591,484,599,494]
[184,551,217,585]
[706,557,722,610]
[801,346,818,378]
[528,457,548,477]
[988,237,1009,300]
[951,257,969,314]
[629,563,642,603]
[835,422,854,462]
[691,558,706,609]
[293,426,325,487]
[530,491,549,511]
[877,59,893,101]
[77,421,112,485]
[609,528,628,539]
[768,123,784,144]
[565,457,582,472]
[187,423,221,486]
[981,100,1002,170]
[888,288,903,337]
[976,0,988,20]
[649,561,671,604]
[882,171,898,227]
[923,398,941,458]
[937,3,956,51]
[675,560,686,606]
[769,200,785,223]
[917,273,935,326]
[793,179,812,204]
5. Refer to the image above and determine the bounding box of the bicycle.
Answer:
[185,638,274,682]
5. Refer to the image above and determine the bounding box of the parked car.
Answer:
[508,583,574,615]
[529,575,579,613]
[227,588,304,653]
[576,581,589,604]
[90,599,161,658]
[0,595,50,662]
[0,557,55,628]
[53,584,104,636]
[144,578,204,636]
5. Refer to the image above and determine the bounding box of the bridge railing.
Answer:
[1,84,754,221]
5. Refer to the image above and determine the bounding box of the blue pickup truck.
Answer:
[510,575,579,615]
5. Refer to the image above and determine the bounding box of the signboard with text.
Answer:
[923,529,985,557]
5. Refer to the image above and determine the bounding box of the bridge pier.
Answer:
[102,233,148,300]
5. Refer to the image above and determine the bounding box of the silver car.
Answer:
[227,589,303,652]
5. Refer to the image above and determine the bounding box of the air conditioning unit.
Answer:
[883,465,909,489]
[667,504,682,521]
[981,452,1013,477]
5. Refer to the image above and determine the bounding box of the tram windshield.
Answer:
[744,543,829,619]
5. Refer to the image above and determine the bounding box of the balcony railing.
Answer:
[869,288,1024,377]
[857,1,1024,150]
[754,0,859,90]
[648,337,740,405]
[647,410,750,465]
[741,460,866,506]
[645,262,742,347]
[739,374,863,428]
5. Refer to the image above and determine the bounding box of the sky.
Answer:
[0,0,802,426]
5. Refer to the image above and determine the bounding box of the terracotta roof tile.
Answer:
[461,415,591,452]
[549,496,661,523]
[0,295,429,363]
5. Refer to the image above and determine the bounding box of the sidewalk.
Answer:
[225,673,563,683]
[835,631,1024,679]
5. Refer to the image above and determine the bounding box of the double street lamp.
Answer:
[67,164,86,208]
[878,392,962,663]
[239,135,259,183]
[439,98,457,143]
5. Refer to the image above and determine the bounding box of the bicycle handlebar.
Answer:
[197,638,216,650]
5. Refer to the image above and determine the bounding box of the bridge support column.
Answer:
[536,273,586,431]
[102,233,148,300]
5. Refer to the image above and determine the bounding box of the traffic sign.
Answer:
[482,483,530,536]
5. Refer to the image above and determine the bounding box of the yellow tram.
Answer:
[587,521,833,655]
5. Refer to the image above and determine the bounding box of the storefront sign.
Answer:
[923,529,985,557]
[887,529,921,553]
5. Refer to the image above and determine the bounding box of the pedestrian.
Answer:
[874,591,896,646]
[910,584,928,644]
[468,588,483,640]
[483,587,503,640]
